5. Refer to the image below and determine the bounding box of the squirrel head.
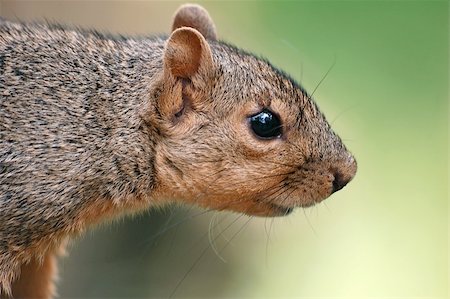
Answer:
[148,4,357,217]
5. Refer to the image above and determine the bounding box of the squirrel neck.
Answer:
[74,36,167,203]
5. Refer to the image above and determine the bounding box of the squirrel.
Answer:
[0,4,357,298]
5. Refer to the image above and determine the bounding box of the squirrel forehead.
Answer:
[209,42,309,109]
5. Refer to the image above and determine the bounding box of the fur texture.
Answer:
[0,4,356,297]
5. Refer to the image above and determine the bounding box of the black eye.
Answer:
[249,109,282,139]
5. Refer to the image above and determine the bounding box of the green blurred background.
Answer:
[0,1,447,298]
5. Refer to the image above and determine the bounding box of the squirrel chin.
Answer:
[250,204,294,217]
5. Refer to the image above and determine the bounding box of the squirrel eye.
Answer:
[249,109,282,139]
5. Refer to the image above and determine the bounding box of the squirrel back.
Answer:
[0,19,165,296]
[0,4,356,298]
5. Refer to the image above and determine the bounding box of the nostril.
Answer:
[331,170,350,193]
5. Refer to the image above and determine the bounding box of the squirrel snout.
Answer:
[330,155,357,194]
[331,170,350,193]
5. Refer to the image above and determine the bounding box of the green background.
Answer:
[0,1,447,298]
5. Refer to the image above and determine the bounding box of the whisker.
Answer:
[165,206,196,256]
[265,217,275,268]
[169,214,244,298]
[217,216,253,255]
[260,182,291,205]
[184,213,231,255]
[322,201,331,212]
[142,208,212,249]
[259,184,287,205]
[275,185,297,209]
[310,55,337,98]
[303,208,318,237]
[208,212,226,263]
[330,104,359,126]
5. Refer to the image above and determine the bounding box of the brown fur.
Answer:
[0,4,356,298]
[11,251,57,299]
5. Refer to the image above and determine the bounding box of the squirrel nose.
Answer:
[331,170,349,193]
[330,156,357,194]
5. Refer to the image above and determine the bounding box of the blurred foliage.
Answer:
[0,1,447,298]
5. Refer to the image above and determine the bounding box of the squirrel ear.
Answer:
[164,27,213,79]
[172,4,217,41]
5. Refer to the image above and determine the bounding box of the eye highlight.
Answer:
[249,109,282,139]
